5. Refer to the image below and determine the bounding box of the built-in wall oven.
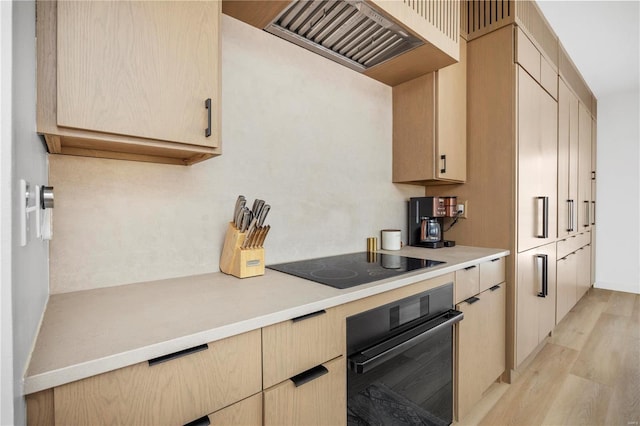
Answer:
[346,283,462,426]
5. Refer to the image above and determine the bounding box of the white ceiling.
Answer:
[536,0,640,98]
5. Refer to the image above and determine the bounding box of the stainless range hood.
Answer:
[264,0,425,72]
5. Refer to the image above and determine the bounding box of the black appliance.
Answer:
[409,197,457,249]
[267,252,445,289]
[346,283,463,426]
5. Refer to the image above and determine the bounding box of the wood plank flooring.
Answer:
[458,288,640,426]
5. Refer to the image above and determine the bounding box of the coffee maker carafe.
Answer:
[408,197,456,248]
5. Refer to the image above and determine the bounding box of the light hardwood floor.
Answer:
[458,288,640,426]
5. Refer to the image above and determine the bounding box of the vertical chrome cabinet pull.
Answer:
[440,155,447,174]
[536,254,548,298]
[537,196,549,238]
[567,199,574,232]
[584,200,590,227]
[205,98,212,137]
[591,201,596,225]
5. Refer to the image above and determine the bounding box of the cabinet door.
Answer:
[557,79,579,238]
[517,67,558,252]
[576,245,591,300]
[264,356,346,426]
[456,283,505,421]
[556,252,577,324]
[436,38,467,182]
[578,103,592,229]
[56,1,219,147]
[516,243,557,367]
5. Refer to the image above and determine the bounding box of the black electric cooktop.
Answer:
[267,252,445,289]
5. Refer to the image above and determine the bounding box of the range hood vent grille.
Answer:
[265,0,425,72]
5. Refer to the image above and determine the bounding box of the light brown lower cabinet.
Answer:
[576,244,592,300]
[207,393,262,426]
[456,283,506,421]
[556,251,577,323]
[263,356,346,426]
[26,330,262,426]
[516,243,557,366]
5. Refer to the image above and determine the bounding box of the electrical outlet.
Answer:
[457,201,468,219]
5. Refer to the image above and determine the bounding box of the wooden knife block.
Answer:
[220,222,265,278]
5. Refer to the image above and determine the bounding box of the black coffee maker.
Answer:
[408,197,456,248]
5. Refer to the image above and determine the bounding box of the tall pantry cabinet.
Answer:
[426,0,596,378]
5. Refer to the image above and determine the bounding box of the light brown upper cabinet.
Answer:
[578,103,593,229]
[557,78,579,238]
[517,66,558,253]
[392,38,467,185]
[37,1,221,165]
[222,0,461,86]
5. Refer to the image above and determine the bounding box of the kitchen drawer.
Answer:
[557,230,591,258]
[54,329,262,426]
[479,257,506,293]
[203,393,262,426]
[264,356,346,426]
[455,265,480,304]
[263,307,343,389]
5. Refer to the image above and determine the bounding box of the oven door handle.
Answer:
[347,309,463,374]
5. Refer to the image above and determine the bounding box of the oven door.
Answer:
[347,309,463,426]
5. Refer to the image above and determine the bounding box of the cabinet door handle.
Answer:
[205,98,212,137]
[290,365,328,387]
[292,309,326,323]
[464,296,480,304]
[463,265,477,271]
[490,284,501,291]
[184,416,210,426]
[536,254,548,298]
[591,201,596,225]
[491,258,501,262]
[440,154,447,174]
[584,200,590,227]
[591,171,596,180]
[537,196,549,238]
[148,343,208,367]
[567,199,574,232]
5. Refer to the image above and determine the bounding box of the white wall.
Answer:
[595,89,640,294]
[48,15,424,294]
[7,2,50,425]
[1,2,14,424]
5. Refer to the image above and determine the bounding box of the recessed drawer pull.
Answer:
[490,258,501,262]
[463,265,477,271]
[148,343,209,367]
[489,285,501,291]
[292,309,326,323]
[290,365,328,387]
[464,296,480,304]
[184,415,210,426]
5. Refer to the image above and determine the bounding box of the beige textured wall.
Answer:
[48,15,424,294]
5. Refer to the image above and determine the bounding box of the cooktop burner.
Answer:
[267,252,445,289]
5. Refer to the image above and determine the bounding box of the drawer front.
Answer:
[263,307,343,389]
[558,230,591,258]
[206,393,262,426]
[455,265,480,304]
[264,356,346,426]
[479,257,506,293]
[54,330,262,426]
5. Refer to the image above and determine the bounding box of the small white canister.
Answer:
[381,229,402,250]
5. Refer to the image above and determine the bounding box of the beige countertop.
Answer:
[24,245,509,394]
